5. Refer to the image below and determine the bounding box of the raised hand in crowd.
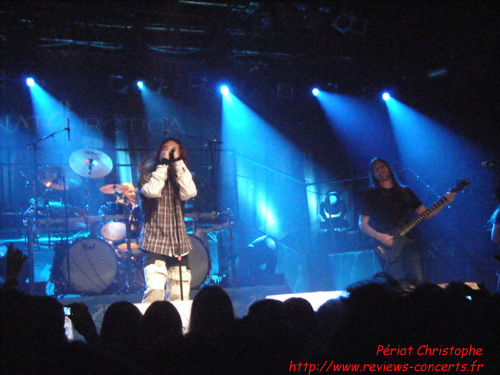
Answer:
[4,243,27,289]
[67,302,101,346]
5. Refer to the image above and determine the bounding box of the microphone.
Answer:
[67,117,70,141]
[481,161,499,168]
[169,148,176,159]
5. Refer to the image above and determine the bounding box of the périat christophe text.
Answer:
[376,344,482,359]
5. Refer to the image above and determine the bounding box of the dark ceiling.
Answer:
[1,1,499,129]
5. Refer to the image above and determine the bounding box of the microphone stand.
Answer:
[25,126,69,295]
[178,255,184,301]
[119,193,134,293]
[164,130,225,287]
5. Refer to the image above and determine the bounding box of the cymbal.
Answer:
[69,149,113,179]
[37,166,82,190]
[100,184,130,195]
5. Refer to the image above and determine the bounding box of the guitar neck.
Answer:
[399,196,449,236]
[196,222,230,236]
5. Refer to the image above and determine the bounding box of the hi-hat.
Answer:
[37,166,82,190]
[100,183,130,195]
[69,149,113,179]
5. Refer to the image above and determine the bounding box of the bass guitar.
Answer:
[374,178,470,262]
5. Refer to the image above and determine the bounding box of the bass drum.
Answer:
[62,237,118,294]
[188,234,211,288]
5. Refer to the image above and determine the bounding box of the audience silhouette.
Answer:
[2,245,500,374]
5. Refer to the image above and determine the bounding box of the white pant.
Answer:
[142,260,191,303]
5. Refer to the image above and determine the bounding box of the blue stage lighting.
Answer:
[26,77,35,87]
[136,81,144,89]
[312,88,319,96]
[220,85,230,95]
[382,92,391,101]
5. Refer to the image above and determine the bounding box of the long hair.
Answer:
[369,157,402,189]
[138,137,188,187]
[188,285,235,339]
[155,137,188,165]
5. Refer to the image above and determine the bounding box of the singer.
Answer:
[137,138,197,303]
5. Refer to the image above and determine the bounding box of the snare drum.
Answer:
[188,234,211,288]
[62,237,118,294]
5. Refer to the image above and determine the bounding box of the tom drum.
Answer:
[100,221,127,241]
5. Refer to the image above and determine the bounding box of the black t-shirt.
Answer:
[360,186,422,233]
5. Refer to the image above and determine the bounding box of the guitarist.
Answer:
[358,158,455,284]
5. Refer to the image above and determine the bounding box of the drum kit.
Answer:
[24,148,219,296]
[22,149,138,295]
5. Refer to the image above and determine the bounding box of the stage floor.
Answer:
[58,283,295,341]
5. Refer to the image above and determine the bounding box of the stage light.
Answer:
[136,80,144,90]
[26,77,35,87]
[312,88,319,96]
[239,235,279,286]
[382,92,391,101]
[319,191,348,230]
[220,85,230,95]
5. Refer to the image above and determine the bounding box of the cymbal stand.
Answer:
[49,173,73,295]
[38,188,53,248]
[23,201,36,295]
[82,160,95,232]
[111,193,140,294]
[25,125,68,295]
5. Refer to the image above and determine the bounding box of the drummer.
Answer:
[115,182,137,209]
[118,183,142,238]
[99,183,137,215]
